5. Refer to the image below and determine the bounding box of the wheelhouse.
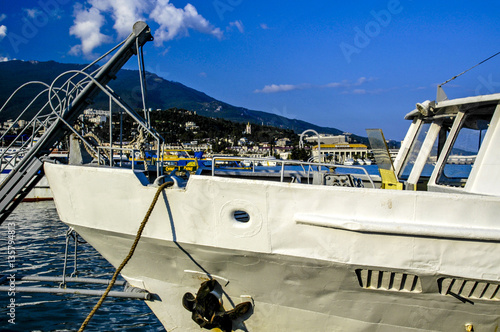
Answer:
[394,93,500,196]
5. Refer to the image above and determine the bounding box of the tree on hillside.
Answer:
[291,146,311,161]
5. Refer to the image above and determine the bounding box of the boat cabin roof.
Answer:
[395,92,500,196]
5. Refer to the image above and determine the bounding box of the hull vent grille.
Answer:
[355,269,422,293]
[438,278,500,301]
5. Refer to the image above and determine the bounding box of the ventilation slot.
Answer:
[438,278,500,301]
[355,269,422,293]
[233,210,250,223]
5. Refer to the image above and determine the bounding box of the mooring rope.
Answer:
[78,180,174,331]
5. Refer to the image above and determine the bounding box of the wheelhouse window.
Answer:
[399,122,439,180]
[437,113,492,187]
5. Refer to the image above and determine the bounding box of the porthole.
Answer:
[220,200,263,237]
[233,210,250,223]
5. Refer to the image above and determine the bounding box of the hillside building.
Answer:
[276,138,291,147]
[185,121,199,131]
[243,122,252,135]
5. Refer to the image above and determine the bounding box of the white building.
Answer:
[84,109,109,116]
[312,143,368,163]
[185,122,199,131]
[304,134,349,145]
[238,137,250,146]
[244,122,252,135]
[276,138,291,147]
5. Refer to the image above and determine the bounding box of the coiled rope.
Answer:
[78,180,174,331]
[80,133,113,164]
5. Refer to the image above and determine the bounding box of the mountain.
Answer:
[0,60,359,140]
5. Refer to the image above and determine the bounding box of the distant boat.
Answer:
[343,157,354,165]
[0,146,67,201]
[153,149,204,173]
[260,156,278,166]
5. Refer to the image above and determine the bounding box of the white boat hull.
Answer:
[44,163,500,331]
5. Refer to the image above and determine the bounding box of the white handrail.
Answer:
[210,156,375,188]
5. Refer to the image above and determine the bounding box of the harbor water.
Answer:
[0,201,165,331]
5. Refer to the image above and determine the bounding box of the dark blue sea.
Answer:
[0,201,165,331]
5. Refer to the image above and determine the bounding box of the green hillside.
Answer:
[0,60,364,141]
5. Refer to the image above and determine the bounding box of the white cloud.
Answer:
[341,87,395,95]
[24,6,63,20]
[150,0,223,46]
[0,25,6,41]
[324,81,344,88]
[0,14,6,22]
[69,4,111,57]
[69,0,223,56]
[255,77,379,94]
[254,84,303,94]
[354,76,376,85]
[23,8,42,19]
[87,0,148,37]
[159,46,171,56]
[324,77,376,89]
[0,56,9,62]
[260,23,270,30]
[228,20,244,33]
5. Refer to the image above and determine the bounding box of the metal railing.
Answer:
[0,274,151,300]
[96,145,167,176]
[210,156,376,188]
[0,22,157,224]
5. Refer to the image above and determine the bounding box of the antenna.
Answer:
[437,51,500,102]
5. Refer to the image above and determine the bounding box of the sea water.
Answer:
[0,201,165,331]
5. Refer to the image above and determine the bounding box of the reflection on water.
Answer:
[0,201,165,331]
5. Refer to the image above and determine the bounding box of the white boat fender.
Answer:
[182,279,252,331]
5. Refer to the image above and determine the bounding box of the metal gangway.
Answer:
[0,21,158,225]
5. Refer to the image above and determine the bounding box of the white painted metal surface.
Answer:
[45,164,500,331]
[43,93,500,331]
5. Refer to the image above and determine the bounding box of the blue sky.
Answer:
[0,0,499,140]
